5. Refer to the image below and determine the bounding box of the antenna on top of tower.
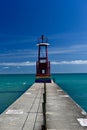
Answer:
[38,35,48,44]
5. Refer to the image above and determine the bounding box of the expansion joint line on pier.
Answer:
[42,83,47,130]
[21,85,41,130]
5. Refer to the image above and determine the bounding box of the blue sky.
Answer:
[0,0,87,74]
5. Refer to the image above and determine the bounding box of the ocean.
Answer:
[0,73,87,114]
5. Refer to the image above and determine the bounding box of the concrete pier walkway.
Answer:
[46,82,87,130]
[0,83,44,130]
[0,82,87,130]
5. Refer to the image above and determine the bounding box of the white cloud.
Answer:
[49,48,75,54]
[49,43,87,55]
[0,61,36,66]
[3,67,9,69]
[0,60,87,67]
[0,49,37,58]
[48,32,87,55]
[51,60,87,65]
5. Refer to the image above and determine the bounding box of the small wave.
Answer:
[23,82,26,85]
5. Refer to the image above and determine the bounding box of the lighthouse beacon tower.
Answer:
[35,35,51,83]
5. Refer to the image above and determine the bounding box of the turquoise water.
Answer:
[0,74,35,114]
[0,74,87,114]
[52,73,87,112]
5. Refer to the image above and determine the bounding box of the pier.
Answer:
[0,82,87,129]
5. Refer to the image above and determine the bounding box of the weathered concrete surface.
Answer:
[46,82,87,130]
[0,82,87,130]
[0,83,44,130]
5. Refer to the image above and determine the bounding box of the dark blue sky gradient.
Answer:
[0,0,87,35]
